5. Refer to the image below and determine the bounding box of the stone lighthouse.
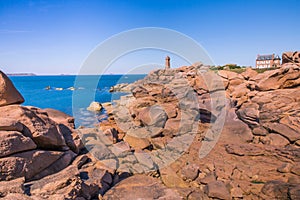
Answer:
[165,56,170,69]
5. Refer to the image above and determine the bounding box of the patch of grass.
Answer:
[253,68,278,73]
[229,68,246,74]
[210,66,279,74]
[251,180,265,184]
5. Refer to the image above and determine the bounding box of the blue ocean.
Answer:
[10,75,145,117]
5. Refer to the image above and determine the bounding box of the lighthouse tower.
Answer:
[165,56,170,69]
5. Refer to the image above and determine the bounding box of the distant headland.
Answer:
[7,73,36,76]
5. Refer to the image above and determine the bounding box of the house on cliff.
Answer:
[256,54,281,68]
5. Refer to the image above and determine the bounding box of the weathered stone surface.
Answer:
[87,101,103,112]
[0,177,24,197]
[277,163,292,173]
[131,86,149,98]
[0,105,67,149]
[291,165,300,176]
[2,193,33,200]
[225,143,265,156]
[29,150,76,181]
[0,118,23,132]
[25,165,87,199]
[103,175,182,200]
[204,181,231,200]
[109,83,131,92]
[123,134,150,149]
[261,180,290,199]
[72,154,89,169]
[197,172,216,185]
[134,149,155,170]
[230,186,244,198]
[110,141,131,157]
[181,164,199,181]
[289,185,300,200]
[81,65,300,199]
[282,51,300,65]
[138,105,167,127]
[263,122,300,142]
[0,150,63,181]
[256,66,300,91]
[0,131,37,157]
[252,126,268,136]
[217,70,239,80]
[187,190,208,200]
[79,164,113,196]
[241,67,258,80]
[164,118,180,134]
[43,108,75,128]
[102,128,118,144]
[264,133,290,146]
[237,103,259,127]
[231,83,249,99]
[221,109,253,143]
[161,167,189,188]
[161,103,178,118]
[0,71,24,107]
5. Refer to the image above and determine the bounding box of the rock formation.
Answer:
[0,71,24,106]
[1,53,300,199]
[282,51,300,65]
[0,73,113,199]
[94,58,300,199]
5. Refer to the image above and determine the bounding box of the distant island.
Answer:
[7,73,36,76]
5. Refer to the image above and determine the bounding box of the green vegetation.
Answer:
[210,65,278,74]
[251,180,265,184]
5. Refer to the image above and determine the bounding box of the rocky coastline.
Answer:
[0,51,300,199]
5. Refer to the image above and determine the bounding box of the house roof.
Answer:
[274,55,281,60]
[257,54,273,61]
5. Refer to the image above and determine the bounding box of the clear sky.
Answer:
[0,0,299,74]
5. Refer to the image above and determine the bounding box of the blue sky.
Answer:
[0,0,299,74]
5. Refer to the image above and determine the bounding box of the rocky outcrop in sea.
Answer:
[0,51,300,199]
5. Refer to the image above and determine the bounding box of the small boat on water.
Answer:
[55,87,63,91]
[45,86,51,90]
[67,87,75,91]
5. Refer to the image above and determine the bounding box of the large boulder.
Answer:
[221,108,253,143]
[294,52,300,64]
[79,163,113,197]
[43,108,75,128]
[0,105,67,150]
[261,180,292,199]
[0,130,37,158]
[137,105,167,128]
[256,64,300,91]
[205,180,231,200]
[43,108,82,153]
[0,71,24,107]
[123,133,150,149]
[87,101,103,112]
[263,123,300,142]
[241,67,258,80]
[282,51,300,65]
[282,52,293,64]
[24,165,87,199]
[0,150,64,181]
[237,102,260,127]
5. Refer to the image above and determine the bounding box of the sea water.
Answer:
[10,75,145,117]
